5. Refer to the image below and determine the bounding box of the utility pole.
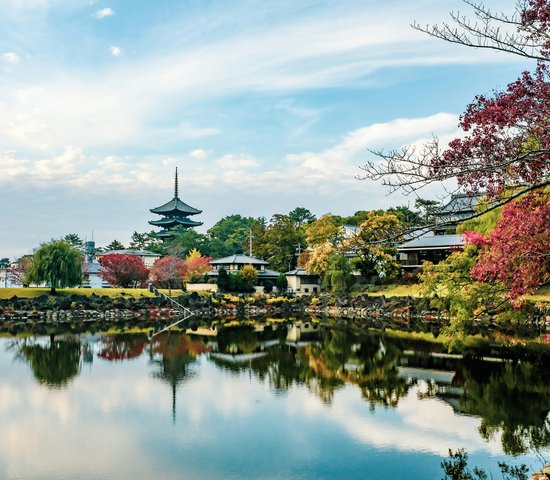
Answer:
[249,229,254,257]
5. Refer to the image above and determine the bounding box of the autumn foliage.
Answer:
[464,190,550,298]
[435,65,550,199]
[98,254,149,288]
[183,252,212,283]
[150,256,186,290]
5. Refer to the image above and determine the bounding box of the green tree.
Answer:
[342,210,370,226]
[28,240,83,294]
[325,253,353,296]
[207,214,255,256]
[165,227,209,257]
[351,211,404,280]
[129,230,164,254]
[217,267,230,292]
[228,272,246,292]
[106,239,125,250]
[414,198,439,223]
[250,215,305,272]
[288,207,316,227]
[276,273,288,292]
[0,257,9,269]
[247,217,268,256]
[387,205,423,228]
[63,233,84,250]
[419,245,505,346]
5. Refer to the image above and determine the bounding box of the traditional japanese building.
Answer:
[149,168,202,239]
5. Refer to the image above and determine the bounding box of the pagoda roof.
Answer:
[150,168,201,216]
[149,217,203,228]
[150,197,202,216]
[433,193,483,216]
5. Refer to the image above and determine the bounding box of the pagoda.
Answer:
[149,168,203,239]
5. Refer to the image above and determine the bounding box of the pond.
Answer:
[0,324,549,480]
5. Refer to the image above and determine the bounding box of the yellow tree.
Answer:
[240,264,258,291]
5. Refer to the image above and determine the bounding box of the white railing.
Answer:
[147,284,195,338]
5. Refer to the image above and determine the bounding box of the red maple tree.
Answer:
[98,254,149,288]
[149,256,187,294]
[464,190,550,298]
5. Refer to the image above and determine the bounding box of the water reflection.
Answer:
[98,333,148,361]
[18,337,81,388]
[148,333,209,423]
[460,361,550,455]
[9,324,550,460]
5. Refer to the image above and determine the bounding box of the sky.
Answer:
[0,0,530,258]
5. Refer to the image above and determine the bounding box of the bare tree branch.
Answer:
[411,0,549,62]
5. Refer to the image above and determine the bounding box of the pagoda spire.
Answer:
[174,167,179,199]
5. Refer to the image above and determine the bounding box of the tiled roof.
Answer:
[210,254,269,265]
[150,197,202,215]
[97,249,161,257]
[149,217,203,227]
[285,268,317,276]
[398,234,464,250]
[434,194,482,215]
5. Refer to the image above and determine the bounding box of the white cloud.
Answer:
[2,52,20,63]
[214,154,258,170]
[189,149,211,160]
[98,155,130,171]
[109,46,123,57]
[94,7,113,19]
[0,113,459,195]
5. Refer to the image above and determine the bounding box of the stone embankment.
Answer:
[0,291,549,331]
[529,462,550,480]
[306,293,550,329]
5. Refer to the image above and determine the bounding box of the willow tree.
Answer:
[28,239,83,294]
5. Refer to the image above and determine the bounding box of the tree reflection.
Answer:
[20,338,81,388]
[460,361,550,455]
[209,326,412,407]
[97,333,147,361]
[149,333,209,423]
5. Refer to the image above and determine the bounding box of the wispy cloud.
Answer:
[109,46,123,57]
[2,52,20,63]
[0,113,459,194]
[189,149,211,160]
[215,154,258,170]
[94,7,113,19]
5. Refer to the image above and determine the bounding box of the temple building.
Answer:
[149,168,203,239]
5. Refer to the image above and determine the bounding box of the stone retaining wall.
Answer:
[529,462,550,479]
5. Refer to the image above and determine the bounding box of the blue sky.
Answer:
[0,0,528,258]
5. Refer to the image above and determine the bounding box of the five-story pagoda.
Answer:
[149,168,203,239]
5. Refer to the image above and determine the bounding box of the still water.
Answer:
[0,325,548,480]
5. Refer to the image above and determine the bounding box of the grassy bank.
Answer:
[2,284,549,303]
[355,283,550,303]
[0,287,179,300]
